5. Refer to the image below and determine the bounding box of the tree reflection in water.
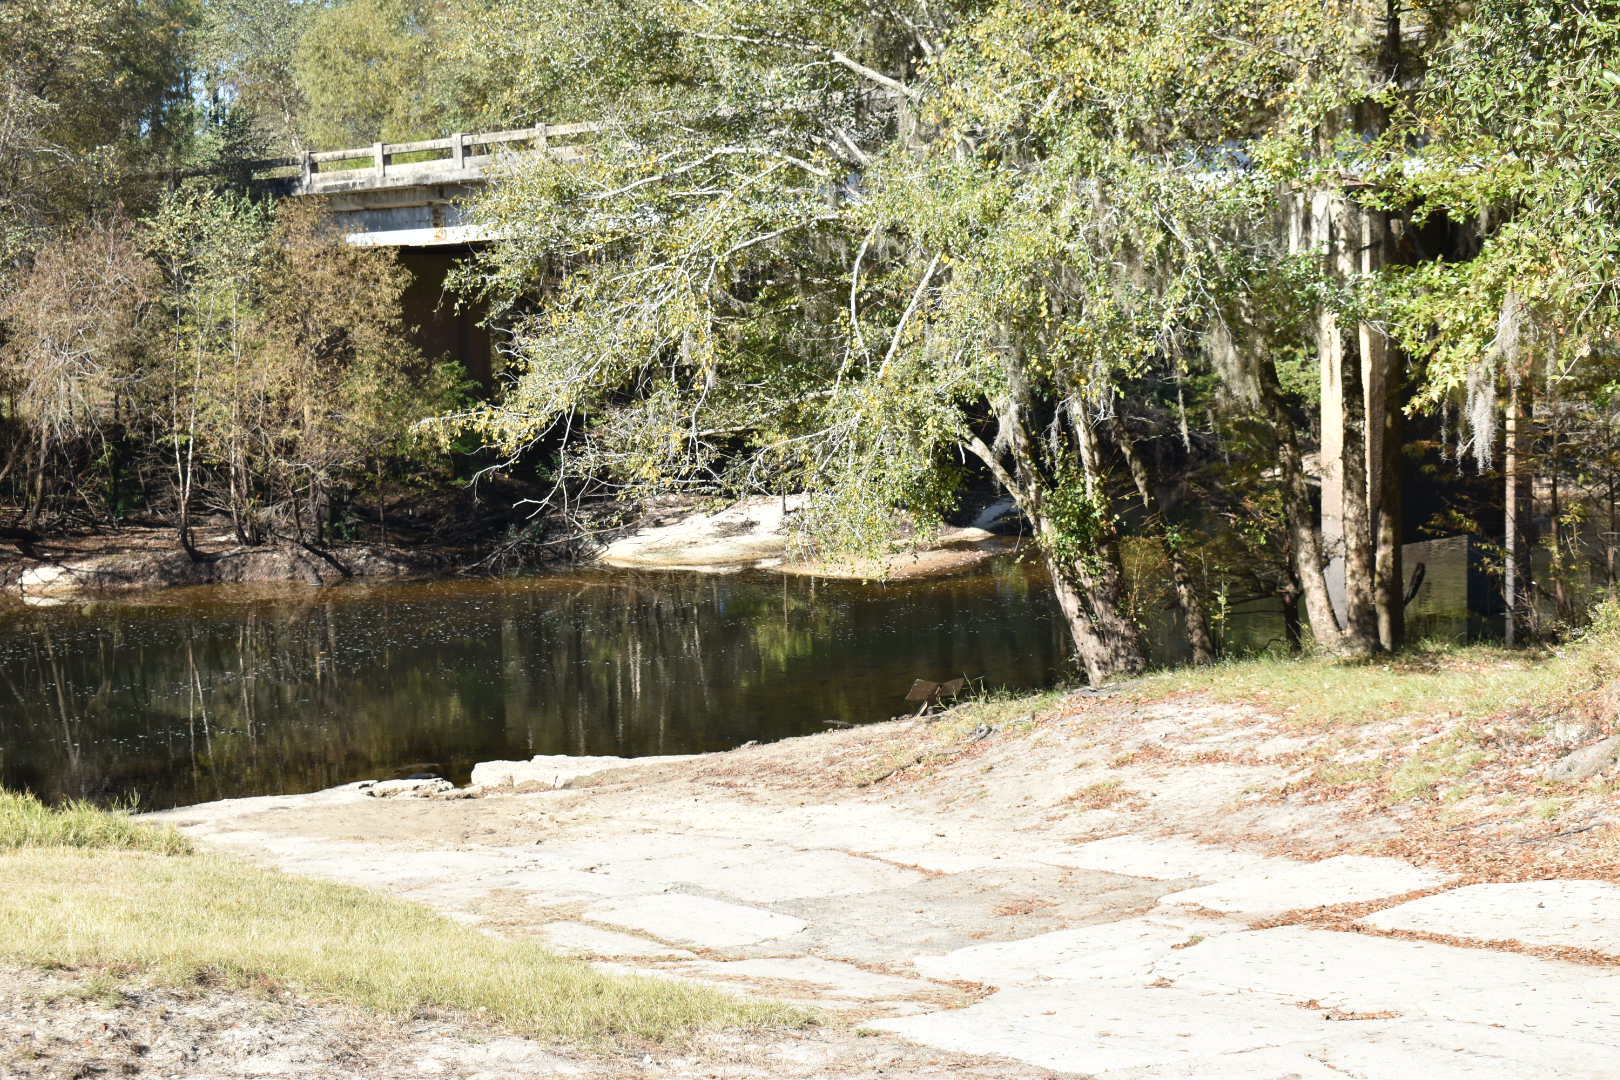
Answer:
[0,564,1069,808]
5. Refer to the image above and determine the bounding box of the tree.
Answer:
[196,0,313,154]
[439,0,1620,670]
[0,0,194,267]
[144,190,463,548]
[292,0,499,148]
[0,219,160,523]
[446,0,1385,677]
[1385,0,1620,641]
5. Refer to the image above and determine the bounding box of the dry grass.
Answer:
[0,795,807,1046]
[1066,779,1137,810]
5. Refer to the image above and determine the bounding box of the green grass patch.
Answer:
[1312,758,1386,787]
[939,686,1072,737]
[1126,638,1581,731]
[0,793,807,1045]
[1128,600,1620,732]
[1387,728,1489,803]
[0,790,192,854]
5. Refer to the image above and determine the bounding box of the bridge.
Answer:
[254,122,596,380]
[258,122,598,247]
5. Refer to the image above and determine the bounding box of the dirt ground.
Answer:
[0,964,1075,1080]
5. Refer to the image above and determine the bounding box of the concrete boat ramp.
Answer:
[152,749,1620,1079]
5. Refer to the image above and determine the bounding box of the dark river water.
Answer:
[0,563,1078,809]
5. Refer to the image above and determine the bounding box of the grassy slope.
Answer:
[1127,640,1574,732]
[0,792,804,1045]
[903,603,1620,824]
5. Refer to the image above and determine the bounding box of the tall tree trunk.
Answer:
[1548,409,1569,622]
[1364,204,1406,652]
[1339,321,1380,656]
[1317,0,1406,653]
[1105,413,1215,664]
[1281,568,1304,655]
[1371,0,1406,650]
[1504,377,1535,644]
[1256,353,1344,653]
[1606,469,1617,593]
[1374,340,1405,651]
[24,428,48,529]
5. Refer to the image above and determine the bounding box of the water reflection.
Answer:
[0,563,1071,808]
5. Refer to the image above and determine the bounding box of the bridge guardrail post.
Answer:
[301,150,313,191]
[373,141,386,179]
[452,132,465,169]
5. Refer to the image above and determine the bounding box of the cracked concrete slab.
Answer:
[914,914,1232,985]
[149,734,1620,1079]
[535,921,696,959]
[1047,834,1286,881]
[1155,925,1620,1045]
[1360,879,1620,954]
[1273,1020,1620,1080]
[873,983,1357,1073]
[581,893,809,949]
[1091,1020,1619,1080]
[669,957,943,1001]
[590,846,929,902]
[780,863,1170,964]
[492,865,659,903]
[1157,854,1447,915]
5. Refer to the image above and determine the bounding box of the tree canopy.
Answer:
[2,0,1617,673]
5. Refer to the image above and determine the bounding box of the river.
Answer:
[0,563,1081,809]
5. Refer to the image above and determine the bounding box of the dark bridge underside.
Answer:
[398,245,493,385]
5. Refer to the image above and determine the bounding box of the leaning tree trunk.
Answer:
[1039,542,1151,685]
[964,387,1148,684]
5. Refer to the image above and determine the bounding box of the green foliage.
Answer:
[1039,473,1114,571]
[439,0,1447,674]
[293,0,500,147]
[196,0,313,153]
[0,0,195,266]
[1384,2,1620,425]
[142,191,461,540]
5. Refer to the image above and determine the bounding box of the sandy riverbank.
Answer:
[0,495,1025,601]
[0,523,453,601]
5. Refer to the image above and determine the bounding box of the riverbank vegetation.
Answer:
[4,1,1620,676]
[0,793,802,1043]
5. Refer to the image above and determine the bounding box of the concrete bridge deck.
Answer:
[257,122,598,246]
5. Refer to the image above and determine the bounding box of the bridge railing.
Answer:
[256,122,601,194]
